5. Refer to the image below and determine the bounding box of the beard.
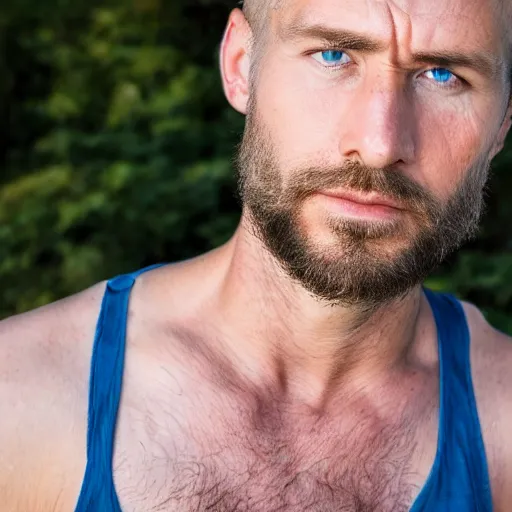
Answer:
[235,104,491,309]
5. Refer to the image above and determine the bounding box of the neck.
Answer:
[209,220,432,404]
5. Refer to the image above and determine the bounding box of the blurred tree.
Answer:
[0,0,511,334]
[0,0,242,316]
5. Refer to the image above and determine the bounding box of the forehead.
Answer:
[274,0,506,60]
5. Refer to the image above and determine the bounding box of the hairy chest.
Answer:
[112,386,434,512]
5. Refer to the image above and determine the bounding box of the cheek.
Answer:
[254,52,500,204]
[415,102,493,200]
[254,57,346,166]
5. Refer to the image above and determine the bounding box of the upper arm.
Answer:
[487,335,512,512]
[462,301,512,512]
[0,283,105,511]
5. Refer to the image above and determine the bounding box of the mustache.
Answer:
[282,160,440,216]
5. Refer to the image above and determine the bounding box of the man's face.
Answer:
[236,0,510,307]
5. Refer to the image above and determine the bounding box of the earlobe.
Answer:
[220,9,252,115]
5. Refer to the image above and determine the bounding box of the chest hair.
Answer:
[114,389,424,512]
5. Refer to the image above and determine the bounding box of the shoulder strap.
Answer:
[420,289,492,510]
[75,263,167,512]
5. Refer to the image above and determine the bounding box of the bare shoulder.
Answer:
[461,300,512,407]
[0,279,106,397]
[460,301,512,511]
[0,281,106,511]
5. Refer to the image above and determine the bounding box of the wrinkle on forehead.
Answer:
[277,0,503,32]
[246,0,511,86]
[278,0,506,54]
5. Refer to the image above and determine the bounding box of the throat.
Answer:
[215,275,425,400]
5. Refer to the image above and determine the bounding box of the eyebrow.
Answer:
[279,21,499,77]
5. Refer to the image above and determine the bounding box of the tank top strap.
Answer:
[75,263,167,512]
[417,289,492,510]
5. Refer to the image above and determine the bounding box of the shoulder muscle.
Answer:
[462,301,512,511]
[0,282,106,511]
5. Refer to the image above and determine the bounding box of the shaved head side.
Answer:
[242,0,283,40]
[498,0,512,101]
[240,0,284,86]
[241,0,266,33]
[507,2,512,86]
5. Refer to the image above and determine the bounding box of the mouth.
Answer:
[315,189,404,220]
[320,189,403,209]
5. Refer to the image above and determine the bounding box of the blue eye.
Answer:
[312,50,351,67]
[426,68,455,84]
[322,50,344,62]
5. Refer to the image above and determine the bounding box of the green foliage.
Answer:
[1,0,512,335]
[0,0,242,318]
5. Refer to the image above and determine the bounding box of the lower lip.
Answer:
[316,193,402,220]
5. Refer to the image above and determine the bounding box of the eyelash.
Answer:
[308,49,466,91]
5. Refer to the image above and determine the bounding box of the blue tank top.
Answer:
[74,264,493,511]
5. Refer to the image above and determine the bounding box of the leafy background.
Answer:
[1,0,512,333]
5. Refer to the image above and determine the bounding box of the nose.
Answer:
[339,78,416,169]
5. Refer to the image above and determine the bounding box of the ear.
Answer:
[220,8,252,115]
[489,98,512,159]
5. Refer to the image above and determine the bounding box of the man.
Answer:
[1,0,511,510]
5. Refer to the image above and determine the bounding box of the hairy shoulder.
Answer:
[0,282,106,511]
[461,301,512,512]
